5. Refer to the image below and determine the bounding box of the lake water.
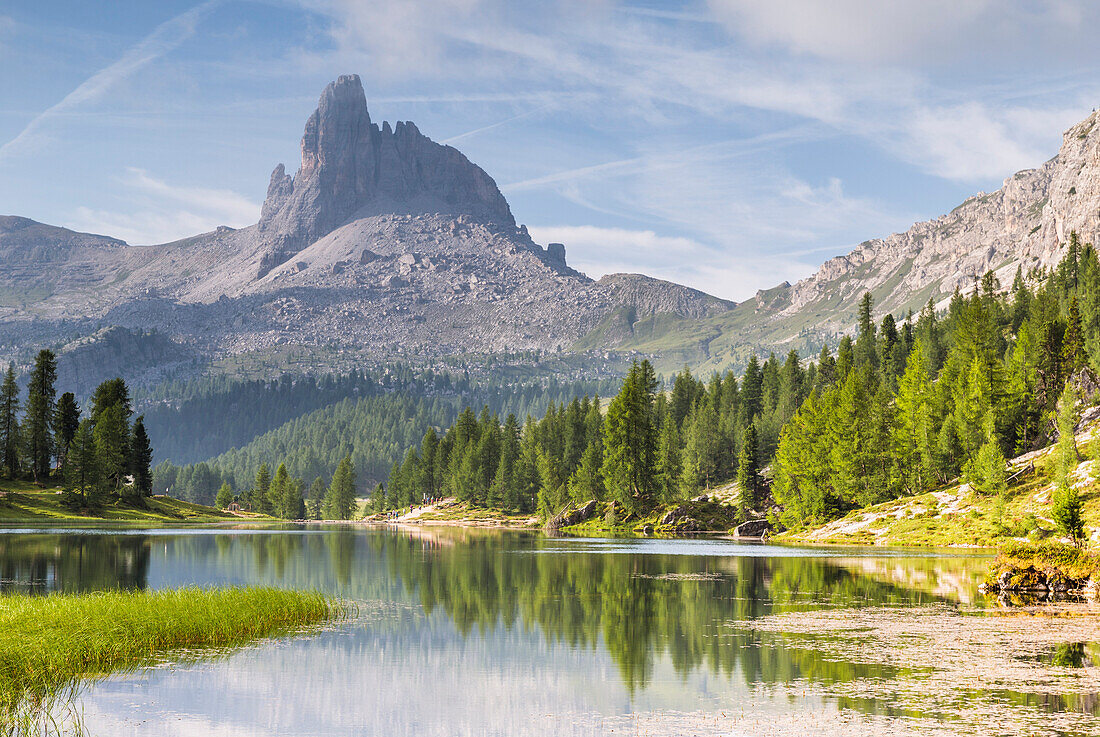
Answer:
[5,525,1100,736]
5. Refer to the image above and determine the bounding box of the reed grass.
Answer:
[0,587,342,735]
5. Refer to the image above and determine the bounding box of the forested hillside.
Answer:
[385,233,1100,533]
[141,365,619,465]
[151,370,619,505]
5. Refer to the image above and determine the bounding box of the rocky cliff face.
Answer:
[770,110,1100,328]
[255,74,515,276]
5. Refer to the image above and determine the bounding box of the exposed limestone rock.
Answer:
[768,109,1100,330]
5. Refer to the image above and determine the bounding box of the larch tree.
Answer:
[24,349,57,483]
[54,393,80,470]
[323,455,357,520]
[0,363,20,479]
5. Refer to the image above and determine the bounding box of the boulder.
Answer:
[558,500,599,527]
[733,519,772,538]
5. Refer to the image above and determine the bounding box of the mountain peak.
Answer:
[257,74,515,267]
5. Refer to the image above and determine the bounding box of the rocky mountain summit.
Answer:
[0,75,732,384]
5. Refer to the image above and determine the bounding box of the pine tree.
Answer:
[1063,297,1087,374]
[282,476,305,519]
[835,336,854,382]
[962,414,1007,496]
[493,413,522,510]
[682,398,719,489]
[738,354,763,426]
[322,455,357,520]
[93,403,129,491]
[251,463,272,513]
[815,345,836,391]
[54,393,80,470]
[24,349,57,483]
[1053,485,1086,547]
[307,476,327,518]
[855,292,877,368]
[215,482,234,509]
[535,447,567,520]
[129,416,153,497]
[569,442,605,503]
[654,417,682,503]
[90,377,132,423]
[601,359,658,513]
[270,463,290,516]
[894,341,936,492]
[669,368,702,430]
[0,363,20,479]
[736,424,762,516]
[61,419,103,511]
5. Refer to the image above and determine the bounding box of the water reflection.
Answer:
[0,526,1007,736]
[0,533,151,593]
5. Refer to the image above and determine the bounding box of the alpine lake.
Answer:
[4,524,1100,736]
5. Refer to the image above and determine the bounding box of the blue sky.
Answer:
[1,0,1099,300]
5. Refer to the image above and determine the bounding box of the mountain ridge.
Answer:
[0,75,735,389]
[0,76,1097,385]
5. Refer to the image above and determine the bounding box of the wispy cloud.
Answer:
[442,106,552,144]
[309,0,1100,186]
[69,167,259,245]
[0,1,219,164]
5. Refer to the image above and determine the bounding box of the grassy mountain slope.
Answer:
[781,423,1100,548]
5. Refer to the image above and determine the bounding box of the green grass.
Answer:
[0,587,343,732]
[780,443,1100,548]
[0,480,257,524]
[992,541,1100,582]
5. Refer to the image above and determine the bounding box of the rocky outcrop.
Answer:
[733,519,772,539]
[552,500,600,529]
[256,74,515,273]
[598,273,735,320]
[763,109,1100,333]
[55,326,191,396]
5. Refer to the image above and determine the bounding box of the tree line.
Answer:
[773,235,1096,531]
[151,369,620,508]
[211,455,358,520]
[0,350,153,511]
[388,234,1100,533]
[141,364,620,466]
[385,350,782,519]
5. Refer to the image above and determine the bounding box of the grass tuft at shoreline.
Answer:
[991,541,1100,583]
[0,587,343,732]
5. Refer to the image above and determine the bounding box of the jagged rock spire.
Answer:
[258,74,515,259]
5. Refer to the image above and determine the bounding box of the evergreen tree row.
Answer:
[773,238,1096,528]
[386,352,782,518]
[390,234,1100,533]
[141,364,619,466]
[0,351,152,510]
[210,454,359,520]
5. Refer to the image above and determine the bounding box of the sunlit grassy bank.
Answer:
[989,541,1100,585]
[0,587,342,733]
[0,480,257,524]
